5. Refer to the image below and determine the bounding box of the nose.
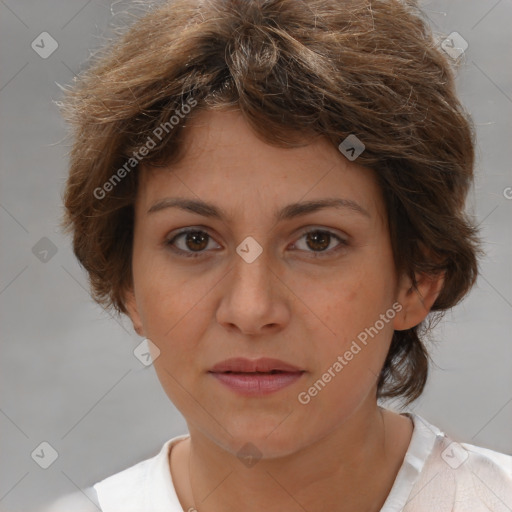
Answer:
[215,245,290,336]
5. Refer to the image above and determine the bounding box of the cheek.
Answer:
[305,265,394,341]
[133,249,195,327]
[296,249,397,393]
[141,281,203,343]
[296,281,395,419]
[135,261,218,369]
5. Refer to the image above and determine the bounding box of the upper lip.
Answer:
[209,357,304,373]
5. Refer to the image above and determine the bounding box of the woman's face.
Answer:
[125,109,413,457]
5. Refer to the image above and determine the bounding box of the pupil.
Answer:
[187,231,208,251]
[307,231,329,251]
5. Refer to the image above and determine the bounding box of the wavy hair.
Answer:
[59,0,481,405]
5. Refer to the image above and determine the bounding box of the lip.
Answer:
[209,357,303,373]
[208,357,305,396]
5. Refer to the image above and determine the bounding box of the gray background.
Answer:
[0,1,511,511]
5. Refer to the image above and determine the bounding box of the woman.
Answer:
[46,0,512,510]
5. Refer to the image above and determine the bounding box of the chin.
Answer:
[213,415,317,460]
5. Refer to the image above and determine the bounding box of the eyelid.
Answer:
[165,225,349,258]
[165,227,221,258]
[291,227,348,257]
[294,225,348,241]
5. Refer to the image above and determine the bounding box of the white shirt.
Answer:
[42,412,512,512]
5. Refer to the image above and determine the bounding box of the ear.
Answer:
[393,271,445,331]
[123,287,145,337]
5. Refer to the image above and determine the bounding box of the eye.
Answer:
[291,228,348,258]
[165,227,348,259]
[165,228,220,258]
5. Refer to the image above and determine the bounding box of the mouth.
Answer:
[220,370,293,374]
[208,358,306,396]
[209,357,304,373]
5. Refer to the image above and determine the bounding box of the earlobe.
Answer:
[393,271,445,331]
[123,288,145,337]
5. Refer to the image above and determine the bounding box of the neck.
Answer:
[177,404,412,512]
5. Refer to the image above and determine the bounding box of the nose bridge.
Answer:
[231,238,273,299]
[216,235,287,334]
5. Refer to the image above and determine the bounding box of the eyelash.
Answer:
[165,228,348,259]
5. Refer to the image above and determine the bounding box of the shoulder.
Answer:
[408,415,512,511]
[40,434,190,512]
[460,440,512,476]
[39,487,101,512]
[96,434,189,511]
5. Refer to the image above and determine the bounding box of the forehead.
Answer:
[137,109,385,221]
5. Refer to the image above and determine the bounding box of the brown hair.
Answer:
[59,0,481,405]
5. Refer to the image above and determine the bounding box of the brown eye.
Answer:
[293,229,347,258]
[183,231,209,251]
[305,231,331,252]
[166,229,220,258]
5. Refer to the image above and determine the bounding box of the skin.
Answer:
[124,109,444,512]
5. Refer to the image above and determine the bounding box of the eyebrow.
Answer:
[147,197,370,221]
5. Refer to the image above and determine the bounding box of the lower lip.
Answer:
[210,371,305,396]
